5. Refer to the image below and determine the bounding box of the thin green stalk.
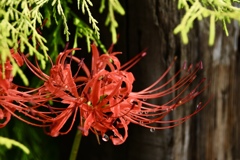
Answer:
[69,129,82,160]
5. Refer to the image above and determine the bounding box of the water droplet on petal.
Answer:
[150,128,155,132]
[141,52,147,57]
[102,134,109,142]
[196,102,202,110]
[183,61,187,70]
[188,64,193,72]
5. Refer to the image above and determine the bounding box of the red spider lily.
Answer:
[0,19,58,128]
[73,44,208,145]
[0,49,54,128]
[21,43,208,145]
[0,49,23,90]
[22,48,85,136]
[0,49,23,127]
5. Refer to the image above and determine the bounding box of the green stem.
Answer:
[69,129,82,160]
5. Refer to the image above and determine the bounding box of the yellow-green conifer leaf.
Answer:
[0,136,30,155]
[209,15,216,46]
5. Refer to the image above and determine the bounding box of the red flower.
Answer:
[73,44,208,145]
[0,49,23,127]
[20,44,208,145]
[22,48,83,136]
[0,49,54,128]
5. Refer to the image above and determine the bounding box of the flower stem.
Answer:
[69,129,82,160]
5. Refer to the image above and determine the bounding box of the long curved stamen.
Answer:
[120,52,147,71]
[21,54,49,81]
[137,57,177,93]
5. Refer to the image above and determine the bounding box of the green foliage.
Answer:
[73,17,107,53]
[0,0,48,85]
[0,136,30,155]
[79,0,100,39]
[52,0,71,41]
[100,0,125,44]
[0,119,60,160]
[0,0,124,85]
[175,0,240,45]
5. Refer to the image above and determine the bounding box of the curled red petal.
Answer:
[0,108,11,128]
